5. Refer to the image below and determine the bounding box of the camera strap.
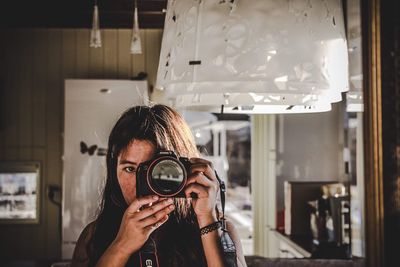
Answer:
[214,171,238,267]
[139,237,160,267]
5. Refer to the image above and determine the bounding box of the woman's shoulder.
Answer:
[71,221,97,266]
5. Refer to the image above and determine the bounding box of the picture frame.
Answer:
[0,161,41,224]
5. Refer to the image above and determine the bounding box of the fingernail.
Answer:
[168,198,173,203]
[153,195,159,200]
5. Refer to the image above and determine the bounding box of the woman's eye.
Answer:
[124,167,136,173]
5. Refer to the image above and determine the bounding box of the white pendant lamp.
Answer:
[346,0,363,113]
[156,0,349,114]
[130,0,142,54]
[90,1,102,48]
[346,36,363,112]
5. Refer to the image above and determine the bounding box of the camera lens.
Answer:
[150,159,185,196]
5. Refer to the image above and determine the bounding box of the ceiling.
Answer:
[1,0,168,29]
[1,0,357,31]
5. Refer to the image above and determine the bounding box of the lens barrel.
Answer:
[136,151,190,198]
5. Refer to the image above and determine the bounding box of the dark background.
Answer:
[380,0,400,267]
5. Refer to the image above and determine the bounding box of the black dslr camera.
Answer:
[136,150,191,198]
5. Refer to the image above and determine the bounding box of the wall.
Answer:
[0,28,162,261]
[251,115,277,257]
[275,103,344,211]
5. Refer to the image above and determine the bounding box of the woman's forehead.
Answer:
[118,139,155,163]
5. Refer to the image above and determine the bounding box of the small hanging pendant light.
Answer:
[130,0,142,54]
[90,0,102,48]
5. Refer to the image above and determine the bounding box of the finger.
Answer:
[189,157,213,169]
[185,183,209,199]
[190,164,211,176]
[143,214,170,235]
[190,162,217,182]
[186,173,215,189]
[140,205,175,227]
[126,195,159,215]
[136,198,174,220]
[140,197,167,210]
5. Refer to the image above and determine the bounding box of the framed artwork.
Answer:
[0,162,40,224]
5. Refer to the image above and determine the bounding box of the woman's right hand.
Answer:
[112,195,175,256]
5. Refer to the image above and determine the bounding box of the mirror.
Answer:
[180,0,366,262]
[0,0,388,266]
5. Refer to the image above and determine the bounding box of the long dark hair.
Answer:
[88,105,206,266]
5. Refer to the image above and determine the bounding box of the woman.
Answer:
[71,104,247,267]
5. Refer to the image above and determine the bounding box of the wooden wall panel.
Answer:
[0,28,163,261]
[0,148,19,161]
[61,29,77,146]
[32,29,48,148]
[62,30,77,79]
[132,30,146,77]
[18,30,33,151]
[145,29,163,91]
[103,30,118,79]
[117,29,131,79]
[0,31,5,148]
[75,30,90,79]
[32,147,47,259]
[0,31,7,149]
[75,29,90,78]
[46,29,63,258]
[3,30,19,148]
[88,30,104,78]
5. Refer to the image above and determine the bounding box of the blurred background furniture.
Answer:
[245,256,365,267]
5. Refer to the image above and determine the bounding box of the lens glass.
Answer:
[150,159,185,195]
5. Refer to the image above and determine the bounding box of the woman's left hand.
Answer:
[185,158,220,227]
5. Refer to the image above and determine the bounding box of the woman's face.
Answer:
[117,139,155,204]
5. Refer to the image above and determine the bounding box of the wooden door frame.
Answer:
[362,0,385,266]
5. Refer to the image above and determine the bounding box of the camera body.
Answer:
[136,150,191,198]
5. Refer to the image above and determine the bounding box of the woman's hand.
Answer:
[185,158,220,227]
[112,195,175,256]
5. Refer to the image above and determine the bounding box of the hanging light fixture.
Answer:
[346,36,363,112]
[90,0,102,48]
[346,0,363,112]
[156,0,349,114]
[130,0,142,54]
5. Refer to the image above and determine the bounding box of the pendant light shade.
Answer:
[90,4,102,48]
[347,36,363,112]
[346,0,363,113]
[130,2,142,54]
[156,0,349,114]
